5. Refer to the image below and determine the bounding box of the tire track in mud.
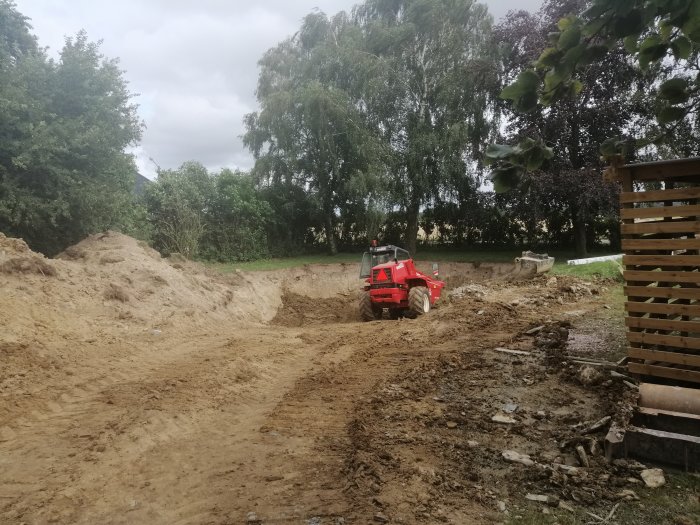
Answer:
[235,310,525,524]
[224,284,609,524]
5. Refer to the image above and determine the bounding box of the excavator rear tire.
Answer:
[360,291,382,321]
[407,286,430,318]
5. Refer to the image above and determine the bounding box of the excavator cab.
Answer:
[359,245,410,278]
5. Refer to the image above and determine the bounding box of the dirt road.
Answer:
[4,232,693,525]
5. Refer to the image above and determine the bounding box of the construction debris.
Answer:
[640,468,666,488]
[492,414,517,424]
[494,347,532,356]
[525,493,559,507]
[502,450,535,467]
[575,444,590,467]
[514,251,555,274]
[583,415,612,434]
[617,489,640,501]
[577,365,605,386]
[524,325,545,335]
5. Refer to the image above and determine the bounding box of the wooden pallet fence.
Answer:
[615,158,700,385]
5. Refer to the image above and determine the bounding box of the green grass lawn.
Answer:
[551,259,623,280]
[209,248,623,276]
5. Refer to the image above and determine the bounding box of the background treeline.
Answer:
[1,0,698,261]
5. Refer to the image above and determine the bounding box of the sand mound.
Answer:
[0,230,531,382]
[0,232,57,276]
[1,231,268,358]
[0,232,364,357]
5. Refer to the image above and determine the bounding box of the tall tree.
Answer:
[0,2,142,255]
[493,1,655,256]
[354,0,499,254]
[244,12,381,255]
[488,0,700,182]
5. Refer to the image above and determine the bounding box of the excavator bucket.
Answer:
[513,251,555,276]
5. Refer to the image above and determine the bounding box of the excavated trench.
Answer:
[262,261,518,326]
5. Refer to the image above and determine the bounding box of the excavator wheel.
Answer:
[407,286,430,318]
[360,291,382,321]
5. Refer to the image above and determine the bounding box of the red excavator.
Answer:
[359,242,445,321]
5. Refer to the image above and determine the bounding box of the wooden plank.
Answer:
[623,255,700,266]
[629,162,700,181]
[621,221,700,234]
[628,362,700,384]
[627,331,700,350]
[622,238,700,250]
[628,347,700,367]
[624,270,700,283]
[625,286,700,300]
[620,187,700,203]
[625,316,700,332]
[625,301,700,317]
[621,204,700,220]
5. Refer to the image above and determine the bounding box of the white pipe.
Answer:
[567,254,623,265]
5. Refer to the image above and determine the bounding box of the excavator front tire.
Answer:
[360,291,382,321]
[407,286,430,318]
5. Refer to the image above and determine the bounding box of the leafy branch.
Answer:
[488,0,700,191]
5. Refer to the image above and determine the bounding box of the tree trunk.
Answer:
[609,220,621,252]
[572,206,587,258]
[325,214,337,255]
[405,199,420,256]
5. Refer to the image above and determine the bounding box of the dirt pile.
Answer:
[54,231,250,326]
[0,232,56,276]
[272,290,358,326]
[342,304,652,523]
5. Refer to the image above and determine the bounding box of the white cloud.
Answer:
[15,0,542,179]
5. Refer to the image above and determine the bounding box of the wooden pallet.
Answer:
[617,158,700,385]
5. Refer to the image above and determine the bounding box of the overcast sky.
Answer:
[15,0,542,179]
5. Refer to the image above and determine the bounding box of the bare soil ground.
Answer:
[0,232,697,524]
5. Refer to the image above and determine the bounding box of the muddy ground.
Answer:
[0,232,697,524]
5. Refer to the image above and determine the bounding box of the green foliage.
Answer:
[0,1,143,255]
[145,162,213,258]
[203,169,272,262]
[551,259,623,280]
[490,0,700,184]
[244,12,383,255]
[485,139,554,192]
[355,0,500,253]
[500,70,541,112]
[245,0,500,255]
[145,162,272,262]
[491,2,640,257]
